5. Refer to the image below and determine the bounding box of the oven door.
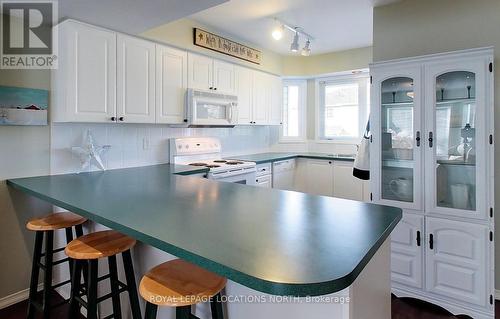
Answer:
[209,168,256,185]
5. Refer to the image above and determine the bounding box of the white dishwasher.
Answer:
[272,159,295,190]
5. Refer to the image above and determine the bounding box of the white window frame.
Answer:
[315,71,370,143]
[280,79,307,143]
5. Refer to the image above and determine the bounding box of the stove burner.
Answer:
[226,161,244,165]
[189,163,208,166]
[213,160,227,163]
[205,164,221,168]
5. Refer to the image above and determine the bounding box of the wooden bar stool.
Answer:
[26,211,87,319]
[139,259,227,319]
[65,230,142,319]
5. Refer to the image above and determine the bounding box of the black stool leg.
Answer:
[27,231,43,319]
[122,250,142,319]
[65,227,74,282]
[176,306,191,319]
[42,230,54,319]
[74,224,88,289]
[210,292,224,319]
[108,255,122,319]
[69,259,82,317]
[87,259,99,319]
[144,302,158,319]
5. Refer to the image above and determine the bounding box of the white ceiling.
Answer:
[190,0,399,56]
[58,0,228,34]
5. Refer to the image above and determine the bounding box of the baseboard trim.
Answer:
[0,284,43,310]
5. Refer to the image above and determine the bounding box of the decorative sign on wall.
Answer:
[0,85,48,125]
[193,28,262,65]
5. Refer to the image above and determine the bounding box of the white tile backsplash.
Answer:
[50,123,272,174]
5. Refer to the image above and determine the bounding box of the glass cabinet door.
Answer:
[380,77,416,203]
[425,60,488,219]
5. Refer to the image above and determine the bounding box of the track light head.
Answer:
[301,39,311,56]
[290,31,299,52]
[272,24,284,40]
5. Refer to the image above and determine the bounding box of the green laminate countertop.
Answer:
[7,164,401,296]
[227,152,356,164]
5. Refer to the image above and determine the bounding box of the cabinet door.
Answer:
[235,66,253,125]
[252,71,270,125]
[425,217,488,307]
[391,212,423,289]
[268,75,283,125]
[255,175,272,188]
[305,159,334,196]
[424,57,491,219]
[64,22,116,122]
[213,60,235,94]
[188,53,213,91]
[332,161,363,200]
[116,34,155,123]
[371,65,423,210]
[156,45,187,124]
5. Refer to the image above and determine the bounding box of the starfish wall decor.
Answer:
[71,129,111,173]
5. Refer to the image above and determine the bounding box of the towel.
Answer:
[353,120,370,180]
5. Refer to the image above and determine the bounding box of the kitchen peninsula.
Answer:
[7,164,401,319]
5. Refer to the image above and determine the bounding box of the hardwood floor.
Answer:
[0,293,497,318]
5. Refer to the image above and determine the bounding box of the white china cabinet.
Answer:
[370,47,494,319]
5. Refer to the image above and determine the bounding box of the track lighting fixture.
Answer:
[271,18,314,55]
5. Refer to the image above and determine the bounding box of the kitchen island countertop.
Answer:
[7,163,400,296]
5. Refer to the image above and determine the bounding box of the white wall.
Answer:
[50,124,272,174]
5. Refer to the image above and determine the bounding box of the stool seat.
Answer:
[65,230,136,260]
[139,259,227,307]
[26,212,86,231]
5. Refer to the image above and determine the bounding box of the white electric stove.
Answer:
[169,137,256,185]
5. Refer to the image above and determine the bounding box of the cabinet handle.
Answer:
[429,233,434,250]
[428,132,433,148]
[119,117,124,122]
[256,179,259,182]
[416,131,421,147]
[209,87,213,90]
[328,161,332,164]
[111,116,116,121]
[416,230,421,246]
[214,87,217,91]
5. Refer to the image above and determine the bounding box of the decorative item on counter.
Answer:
[0,85,48,125]
[71,129,111,173]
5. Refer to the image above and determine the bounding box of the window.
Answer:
[281,80,307,142]
[318,74,370,141]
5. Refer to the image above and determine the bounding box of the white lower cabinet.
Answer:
[333,161,364,201]
[255,174,272,188]
[391,212,423,289]
[425,217,489,308]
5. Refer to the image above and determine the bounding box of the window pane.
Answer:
[324,105,358,137]
[322,82,359,138]
[283,85,300,137]
[325,83,358,106]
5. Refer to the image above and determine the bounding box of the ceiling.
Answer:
[58,0,228,34]
[190,0,400,56]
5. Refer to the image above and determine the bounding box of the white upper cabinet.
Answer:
[116,34,156,123]
[423,58,491,220]
[188,53,236,94]
[156,45,187,124]
[269,75,283,125]
[54,20,116,123]
[252,71,271,125]
[235,66,253,125]
[370,64,423,211]
[213,60,236,94]
[188,53,213,91]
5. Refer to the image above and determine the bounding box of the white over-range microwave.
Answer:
[184,89,238,127]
